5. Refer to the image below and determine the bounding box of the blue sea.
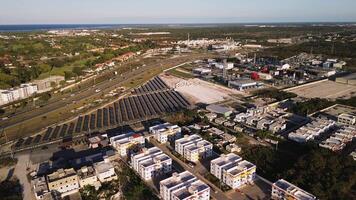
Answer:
[0,23,354,32]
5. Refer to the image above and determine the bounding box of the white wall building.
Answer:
[150,123,181,143]
[272,179,316,200]
[131,147,172,181]
[110,133,145,157]
[338,113,356,125]
[175,134,213,162]
[211,153,256,189]
[160,171,210,200]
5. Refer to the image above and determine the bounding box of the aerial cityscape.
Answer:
[0,1,356,200]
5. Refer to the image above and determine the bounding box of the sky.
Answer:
[1,0,356,24]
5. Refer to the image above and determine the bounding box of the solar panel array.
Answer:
[14,76,190,149]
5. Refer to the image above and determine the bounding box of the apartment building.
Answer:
[160,171,210,200]
[77,166,101,189]
[47,168,79,196]
[0,84,38,105]
[338,113,356,125]
[211,153,256,189]
[210,153,242,180]
[175,134,213,162]
[272,179,316,200]
[289,118,336,143]
[131,147,172,181]
[110,133,145,156]
[150,123,181,143]
[93,160,117,183]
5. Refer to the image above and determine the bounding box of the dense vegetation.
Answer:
[253,88,297,101]
[242,141,356,200]
[0,178,22,200]
[80,162,158,200]
[289,96,356,116]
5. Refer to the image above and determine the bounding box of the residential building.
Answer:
[77,166,101,189]
[131,147,172,181]
[288,118,336,143]
[338,113,356,125]
[272,179,317,200]
[210,154,256,189]
[210,153,242,180]
[205,113,217,122]
[47,168,79,196]
[175,134,213,162]
[160,171,210,200]
[150,123,181,143]
[319,126,356,151]
[93,160,117,183]
[110,133,145,157]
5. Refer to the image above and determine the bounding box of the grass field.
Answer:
[167,68,194,79]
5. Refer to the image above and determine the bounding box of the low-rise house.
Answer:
[131,147,172,181]
[150,123,181,143]
[160,171,210,200]
[47,168,79,196]
[215,117,227,125]
[223,121,236,128]
[93,160,117,183]
[289,118,336,143]
[206,127,224,136]
[269,120,287,134]
[319,126,356,151]
[226,144,241,153]
[338,113,356,125]
[32,176,52,200]
[205,113,218,122]
[271,179,316,200]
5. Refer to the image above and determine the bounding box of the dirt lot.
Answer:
[287,80,356,99]
[160,74,246,104]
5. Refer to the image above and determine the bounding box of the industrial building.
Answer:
[175,134,213,162]
[210,153,256,189]
[271,179,316,200]
[110,132,145,157]
[206,104,233,117]
[131,147,172,181]
[149,123,181,143]
[228,79,263,91]
[160,171,210,200]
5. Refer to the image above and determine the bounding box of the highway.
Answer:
[150,139,232,200]
[1,52,215,142]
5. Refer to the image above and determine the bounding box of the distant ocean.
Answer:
[0,23,354,32]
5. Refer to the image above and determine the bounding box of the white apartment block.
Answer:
[211,153,256,189]
[338,113,356,125]
[289,118,336,143]
[149,123,181,143]
[272,179,316,200]
[131,147,172,181]
[0,84,38,105]
[160,171,210,200]
[110,133,145,156]
[175,134,213,162]
[93,160,117,183]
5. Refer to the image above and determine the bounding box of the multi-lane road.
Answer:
[1,52,215,142]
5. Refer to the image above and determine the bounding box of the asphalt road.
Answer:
[1,52,214,142]
[151,139,232,200]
